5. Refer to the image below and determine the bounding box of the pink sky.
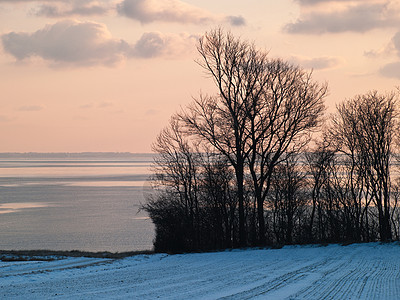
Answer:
[0,0,399,153]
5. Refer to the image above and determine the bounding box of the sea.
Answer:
[0,153,155,252]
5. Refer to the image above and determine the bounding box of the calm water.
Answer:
[0,153,155,252]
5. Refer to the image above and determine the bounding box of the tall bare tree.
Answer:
[146,115,238,251]
[330,91,399,241]
[246,60,327,244]
[180,28,270,246]
[305,139,335,241]
[181,29,327,245]
[267,155,308,244]
[147,116,202,251]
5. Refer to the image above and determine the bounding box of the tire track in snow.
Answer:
[122,251,288,299]
[0,257,111,278]
[293,244,400,300]
[292,246,372,299]
[217,257,334,299]
[2,243,400,299]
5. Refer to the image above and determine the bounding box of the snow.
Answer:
[1,243,400,299]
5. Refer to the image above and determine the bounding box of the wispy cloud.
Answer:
[17,105,45,111]
[289,55,344,70]
[80,103,94,109]
[98,101,113,108]
[380,31,400,79]
[117,0,246,26]
[145,109,158,115]
[0,0,112,17]
[286,0,400,34]
[380,61,400,78]
[80,102,114,109]
[131,31,198,58]
[391,31,400,57]
[0,115,14,122]
[0,0,54,2]
[117,0,212,24]
[294,0,365,5]
[1,20,197,67]
[225,15,246,27]
[33,0,112,17]
[364,31,399,59]
[0,0,247,26]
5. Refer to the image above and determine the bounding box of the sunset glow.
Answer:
[1,0,399,152]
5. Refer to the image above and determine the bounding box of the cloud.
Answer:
[380,61,400,78]
[1,20,197,67]
[0,115,14,122]
[117,0,213,23]
[1,0,247,26]
[131,31,198,58]
[290,55,344,70]
[145,109,158,115]
[380,31,400,79]
[286,1,400,34]
[33,1,112,17]
[365,31,400,58]
[80,103,94,109]
[294,0,364,5]
[364,47,391,58]
[17,105,44,111]
[117,0,246,26]
[392,31,400,56]
[0,0,55,1]
[225,15,246,27]
[79,102,115,109]
[0,0,112,17]
[2,20,129,67]
[34,4,108,18]
[98,101,113,108]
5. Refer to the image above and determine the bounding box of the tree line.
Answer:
[143,29,400,253]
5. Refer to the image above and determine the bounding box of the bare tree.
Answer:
[146,116,202,251]
[200,153,238,248]
[267,155,308,244]
[181,29,327,246]
[146,115,239,252]
[180,28,270,246]
[246,60,327,244]
[305,139,335,241]
[330,91,399,241]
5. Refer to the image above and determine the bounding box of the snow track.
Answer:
[1,243,400,299]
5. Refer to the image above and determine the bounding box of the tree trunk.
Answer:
[235,162,246,247]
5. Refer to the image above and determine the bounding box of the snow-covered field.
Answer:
[1,243,400,299]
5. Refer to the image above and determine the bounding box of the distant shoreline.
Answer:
[0,249,155,261]
[0,152,154,159]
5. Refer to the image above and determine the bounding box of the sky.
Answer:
[0,0,399,153]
